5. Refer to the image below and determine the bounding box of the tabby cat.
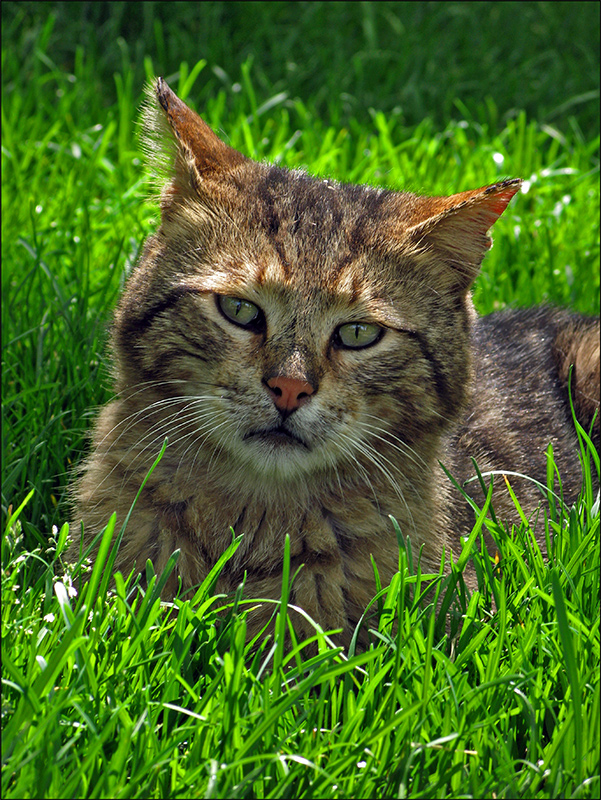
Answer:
[71,78,600,647]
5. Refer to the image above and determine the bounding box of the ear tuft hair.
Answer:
[140,79,183,196]
[140,78,248,206]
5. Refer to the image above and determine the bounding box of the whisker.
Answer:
[337,429,418,537]
[96,394,202,451]
[86,397,222,495]
[335,431,390,514]
[361,415,429,469]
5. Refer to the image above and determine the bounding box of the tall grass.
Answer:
[2,3,599,797]
[3,432,599,797]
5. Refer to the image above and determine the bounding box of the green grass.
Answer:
[2,2,600,798]
[3,440,600,798]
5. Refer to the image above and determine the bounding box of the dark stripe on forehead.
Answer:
[255,166,291,277]
[260,166,347,231]
[273,239,290,278]
[347,188,390,248]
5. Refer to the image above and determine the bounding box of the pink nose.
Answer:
[266,376,315,412]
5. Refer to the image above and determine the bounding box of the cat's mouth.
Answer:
[243,425,309,449]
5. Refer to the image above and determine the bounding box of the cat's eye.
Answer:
[336,322,383,349]
[217,295,264,331]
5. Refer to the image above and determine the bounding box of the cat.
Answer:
[70,78,600,648]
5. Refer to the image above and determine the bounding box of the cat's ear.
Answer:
[405,180,522,292]
[142,77,246,206]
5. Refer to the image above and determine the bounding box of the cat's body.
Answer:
[71,79,599,647]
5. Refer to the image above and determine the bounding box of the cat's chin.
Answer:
[233,426,325,482]
[243,425,309,449]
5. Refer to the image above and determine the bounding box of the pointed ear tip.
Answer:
[153,78,185,118]
[480,178,522,215]
[144,77,167,106]
[154,77,185,110]
[154,76,170,100]
[500,177,522,190]
[489,178,523,199]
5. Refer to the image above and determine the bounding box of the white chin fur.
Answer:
[225,434,330,482]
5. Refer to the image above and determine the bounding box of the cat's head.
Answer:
[111,79,520,487]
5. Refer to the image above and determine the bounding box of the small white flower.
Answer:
[60,574,78,598]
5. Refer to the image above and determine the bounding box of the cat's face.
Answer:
[110,79,520,489]
[138,182,446,484]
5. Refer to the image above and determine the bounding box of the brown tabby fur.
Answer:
[71,79,600,648]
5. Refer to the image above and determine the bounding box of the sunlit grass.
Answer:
[2,430,599,798]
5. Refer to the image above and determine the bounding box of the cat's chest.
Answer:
[159,486,398,582]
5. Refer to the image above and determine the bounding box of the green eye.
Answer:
[336,322,383,349]
[217,295,263,329]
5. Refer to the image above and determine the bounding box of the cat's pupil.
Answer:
[337,322,382,349]
[217,295,261,329]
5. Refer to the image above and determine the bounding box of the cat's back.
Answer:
[451,306,599,522]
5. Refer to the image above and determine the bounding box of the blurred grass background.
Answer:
[2,0,599,543]
[4,1,600,132]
